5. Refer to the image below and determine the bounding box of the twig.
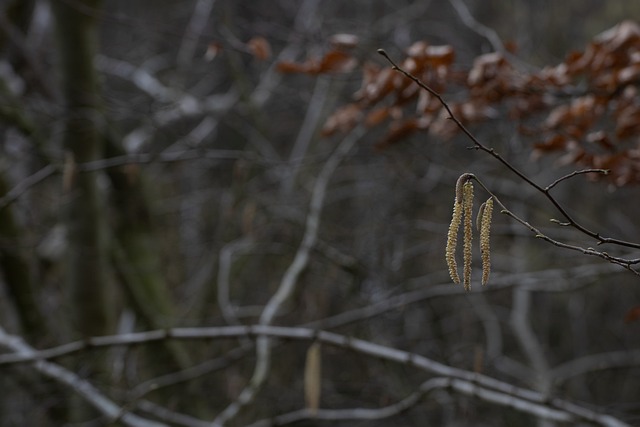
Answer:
[0,326,167,427]
[551,349,640,384]
[212,125,364,426]
[0,266,620,367]
[469,176,640,275]
[0,164,57,209]
[79,149,245,171]
[217,238,255,327]
[377,49,640,251]
[511,288,552,394]
[545,169,609,191]
[244,377,572,427]
[448,0,504,53]
[0,325,630,427]
[177,0,217,68]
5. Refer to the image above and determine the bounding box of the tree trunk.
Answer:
[51,0,113,339]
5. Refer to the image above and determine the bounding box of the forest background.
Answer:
[1,0,640,426]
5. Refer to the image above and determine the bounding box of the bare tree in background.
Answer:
[0,1,639,426]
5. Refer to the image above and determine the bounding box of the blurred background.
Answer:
[1,0,640,425]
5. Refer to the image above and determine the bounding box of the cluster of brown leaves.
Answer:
[280,22,640,185]
[277,34,359,75]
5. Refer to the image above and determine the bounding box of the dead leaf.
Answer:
[247,36,272,61]
[624,305,640,323]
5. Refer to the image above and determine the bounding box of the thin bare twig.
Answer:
[0,326,167,427]
[377,49,640,251]
[545,168,609,191]
[0,325,630,427]
[212,125,364,426]
[469,176,640,275]
[0,164,57,209]
[448,0,504,53]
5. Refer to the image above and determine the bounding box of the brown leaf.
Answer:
[595,20,640,52]
[365,107,390,127]
[375,118,420,149]
[586,131,614,151]
[615,107,640,139]
[533,134,567,153]
[467,52,508,86]
[316,50,357,74]
[276,61,307,74]
[247,36,272,61]
[321,104,362,136]
[278,50,356,75]
[624,305,640,323]
[424,45,455,67]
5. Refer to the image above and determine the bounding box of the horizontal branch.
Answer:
[246,377,574,427]
[0,325,629,427]
[0,326,166,427]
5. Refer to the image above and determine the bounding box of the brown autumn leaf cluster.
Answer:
[277,34,358,75]
[291,21,640,185]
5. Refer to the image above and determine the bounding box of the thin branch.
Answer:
[377,49,640,251]
[545,169,610,191]
[511,288,552,394]
[280,76,332,195]
[79,149,246,171]
[177,0,217,68]
[217,238,255,327]
[0,326,167,427]
[469,176,640,275]
[0,164,57,209]
[551,349,640,384]
[212,125,364,426]
[127,346,248,402]
[245,377,572,427]
[0,265,619,367]
[0,325,630,427]
[448,0,504,53]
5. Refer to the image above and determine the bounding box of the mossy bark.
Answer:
[51,0,113,339]
[106,138,191,369]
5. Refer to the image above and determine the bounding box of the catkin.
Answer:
[455,173,474,203]
[446,200,463,284]
[462,181,474,291]
[480,197,493,286]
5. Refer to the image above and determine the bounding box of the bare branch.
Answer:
[0,326,167,427]
[0,325,630,426]
[212,125,365,426]
[545,169,610,191]
[245,376,573,426]
[177,0,217,68]
[551,349,640,384]
[511,288,552,393]
[0,164,57,209]
[377,49,640,251]
[470,176,640,275]
[448,0,505,53]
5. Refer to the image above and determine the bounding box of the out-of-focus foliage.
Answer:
[310,21,640,185]
[0,1,640,426]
